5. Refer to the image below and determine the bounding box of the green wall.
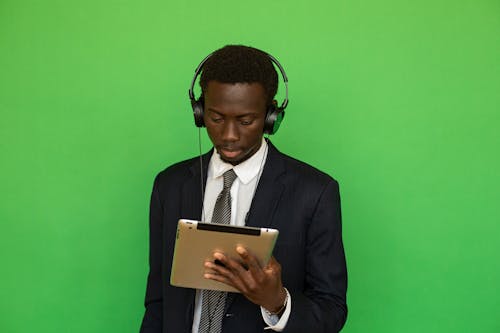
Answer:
[1,0,499,332]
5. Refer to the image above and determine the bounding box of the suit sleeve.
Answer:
[140,175,163,333]
[285,179,348,333]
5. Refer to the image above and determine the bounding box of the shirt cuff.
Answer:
[260,288,291,331]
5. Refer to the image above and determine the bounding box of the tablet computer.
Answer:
[170,219,279,292]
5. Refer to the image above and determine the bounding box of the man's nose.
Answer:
[221,121,239,142]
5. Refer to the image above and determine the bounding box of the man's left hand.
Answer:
[204,246,286,313]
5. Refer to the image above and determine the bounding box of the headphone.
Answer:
[188,51,289,135]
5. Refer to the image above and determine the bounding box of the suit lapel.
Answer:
[225,141,286,311]
[181,151,212,221]
[245,141,286,229]
[178,150,211,330]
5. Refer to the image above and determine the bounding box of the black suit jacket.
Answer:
[140,142,347,333]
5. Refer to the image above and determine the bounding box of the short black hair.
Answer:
[199,45,278,104]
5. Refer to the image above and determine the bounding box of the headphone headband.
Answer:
[188,51,289,110]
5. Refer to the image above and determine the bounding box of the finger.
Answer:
[204,260,242,288]
[234,247,269,291]
[203,266,218,275]
[205,258,234,278]
[213,250,264,294]
[208,254,250,291]
[236,246,263,275]
[204,264,252,294]
[215,251,248,275]
[203,272,234,287]
[265,256,280,271]
[267,256,278,267]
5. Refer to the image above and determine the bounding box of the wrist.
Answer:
[265,287,288,315]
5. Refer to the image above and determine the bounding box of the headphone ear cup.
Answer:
[191,98,205,127]
[264,106,285,135]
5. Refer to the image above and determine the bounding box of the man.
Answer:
[140,45,347,333]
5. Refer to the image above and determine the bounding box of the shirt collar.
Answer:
[208,138,268,185]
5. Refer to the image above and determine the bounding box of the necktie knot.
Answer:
[222,169,237,190]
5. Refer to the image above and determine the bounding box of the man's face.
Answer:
[203,81,267,165]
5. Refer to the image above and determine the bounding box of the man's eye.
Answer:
[240,119,253,125]
[211,118,223,123]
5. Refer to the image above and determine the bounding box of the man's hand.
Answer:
[204,246,286,313]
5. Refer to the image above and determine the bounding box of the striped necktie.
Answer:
[199,169,237,333]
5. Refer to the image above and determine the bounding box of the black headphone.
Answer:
[188,51,289,135]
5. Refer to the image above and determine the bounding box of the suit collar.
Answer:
[188,148,213,177]
[181,149,212,221]
[209,138,268,185]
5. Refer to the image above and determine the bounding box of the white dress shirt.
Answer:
[191,138,291,332]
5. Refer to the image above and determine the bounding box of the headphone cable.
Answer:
[198,127,206,221]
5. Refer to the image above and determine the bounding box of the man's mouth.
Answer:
[218,147,242,159]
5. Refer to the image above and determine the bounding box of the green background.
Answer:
[1,0,499,332]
